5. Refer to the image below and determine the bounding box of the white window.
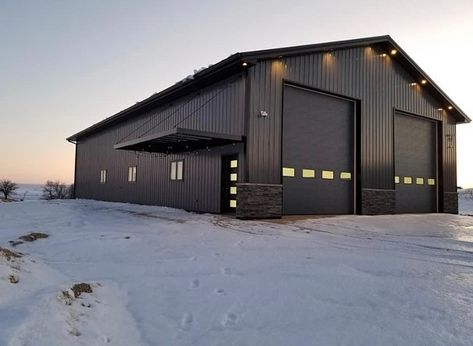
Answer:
[100,170,107,184]
[282,167,295,177]
[302,169,315,178]
[177,161,183,180]
[128,166,137,182]
[171,160,184,181]
[322,170,334,180]
[340,172,352,180]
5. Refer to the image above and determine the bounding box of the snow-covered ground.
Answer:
[459,189,473,216]
[1,200,473,345]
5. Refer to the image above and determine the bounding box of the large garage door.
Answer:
[282,85,355,214]
[394,112,437,213]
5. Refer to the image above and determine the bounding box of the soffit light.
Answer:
[421,79,427,85]
[390,49,397,55]
[409,82,417,86]
[242,62,248,67]
[448,106,453,110]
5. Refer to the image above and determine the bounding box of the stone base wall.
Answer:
[236,185,449,217]
[236,183,282,219]
[443,192,458,214]
[361,188,395,215]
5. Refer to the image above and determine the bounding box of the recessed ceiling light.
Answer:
[409,82,417,86]
[242,62,248,67]
[421,79,427,85]
[448,106,453,110]
[390,49,397,55]
[437,108,444,111]
[381,53,387,57]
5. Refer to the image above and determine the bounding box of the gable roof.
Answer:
[67,35,470,142]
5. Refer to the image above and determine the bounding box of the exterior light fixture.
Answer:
[381,53,387,57]
[421,79,427,85]
[437,108,444,111]
[409,82,417,86]
[242,62,248,67]
[448,106,453,110]
[259,110,269,118]
[390,49,397,55]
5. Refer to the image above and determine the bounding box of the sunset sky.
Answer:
[1,0,472,187]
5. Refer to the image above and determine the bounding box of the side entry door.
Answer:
[221,155,238,213]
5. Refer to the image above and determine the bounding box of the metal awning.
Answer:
[113,128,243,154]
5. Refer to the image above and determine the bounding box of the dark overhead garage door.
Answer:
[282,84,355,214]
[394,112,438,213]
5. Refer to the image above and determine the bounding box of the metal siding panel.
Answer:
[74,75,245,212]
[247,46,455,192]
[443,115,457,192]
[75,45,458,212]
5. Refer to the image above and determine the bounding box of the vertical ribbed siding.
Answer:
[75,74,246,212]
[114,74,246,144]
[443,117,457,191]
[247,46,457,192]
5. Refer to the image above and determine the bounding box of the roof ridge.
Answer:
[67,35,469,142]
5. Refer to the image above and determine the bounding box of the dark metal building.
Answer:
[67,36,470,218]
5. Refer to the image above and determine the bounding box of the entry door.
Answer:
[221,155,238,213]
[394,113,437,213]
[282,85,355,214]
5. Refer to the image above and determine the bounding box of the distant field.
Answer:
[14,184,43,201]
[459,188,473,215]
[459,188,473,198]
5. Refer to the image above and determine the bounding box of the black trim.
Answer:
[283,80,361,103]
[243,70,251,183]
[73,144,78,198]
[355,99,362,215]
[438,122,444,212]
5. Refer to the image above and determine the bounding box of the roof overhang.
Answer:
[67,35,470,143]
[238,36,470,124]
[66,56,248,143]
[113,128,243,154]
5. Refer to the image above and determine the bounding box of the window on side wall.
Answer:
[100,170,107,184]
[171,160,184,181]
[128,166,137,183]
